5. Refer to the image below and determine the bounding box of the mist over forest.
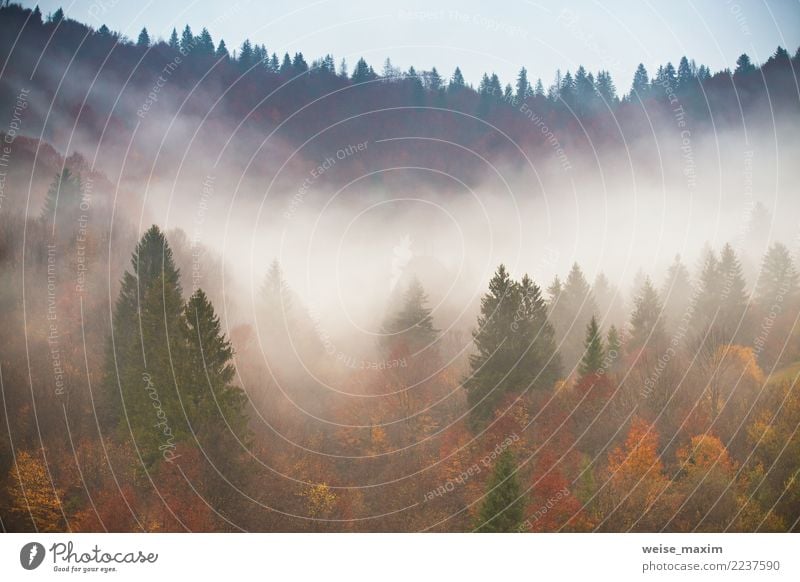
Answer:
[1,3,800,533]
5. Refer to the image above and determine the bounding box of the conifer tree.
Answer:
[196,28,214,56]
[103,226,187,464]
[216,39,229,59]
[168,28,179,50]
[466,267,560,430]
[718,243,749,339]
[475,449,524,532]
[382,278,437,353]
[183,289,249,443]
[515,67,531,102]
[756,243,799,308]
[629,276,665,352]
[579,316,605,378]
[466,265,520,429]
[136,27,150,48]
[180,24,194,54]
[630,63,649,99]
[661,254,693,332]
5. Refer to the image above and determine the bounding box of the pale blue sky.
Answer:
[24,0,800,89]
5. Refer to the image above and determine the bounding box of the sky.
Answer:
[22,0,800,90]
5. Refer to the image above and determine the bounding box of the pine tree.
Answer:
[449,66,465,91]
[180,24,194,54]
[466,265,520,429]
[595,70,617,103]
[676,56,694,90]
[216,39,229,59]
[629,276,665,352]
[279,52,293,75]
[196,28,214,57]
[292,52,309,73]
[661,254,693,332]
[475,449,525,532]
[103,226,188,464]
[718,243,748,339]
[239,40,254,69]
[552,263,597,371]
[515,67,531,102]
[630,63,649,99]
[183,289,249,442]
[465,267,559,430]
[136,27,150,48]
[756,243,799,308]
[168,28,179,50]
[693,248,722,337]
[351,58,374,83]
[382,278,437,353]
[579,316,605,378]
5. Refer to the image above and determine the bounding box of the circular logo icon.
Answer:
[20,542,46,570]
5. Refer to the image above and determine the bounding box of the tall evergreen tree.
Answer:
[180,24,194,54]
[168,28,179,50]
[676,56,694,90]
[292,52,309,73]
[216,39,229,59]
[382,277,437,353]
[718,243,749,339]
[103,226,187,464]
[629,276,665,352]
[551,263,597,372]
[449,66,465,91]
[661,254,694,333]
[136,27,150,48]
[579,316,605,378]
[734,53,756,77]
[466,267,560,430]
[475,449,525,532]
[630,63,649,99]
[756,243,799,309]
[239,40,254,69]
[183,289,248,442]
[196,27,214,57]
[515,67,531,102]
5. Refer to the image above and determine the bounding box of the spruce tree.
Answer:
[103,226,187,464]
[216,39,229,59]
[630,63,649,99]
[579,316,605,378]
[382,278,437,353]
[718,243,749,339]
[661,254,693,332]
[629,276,665,352]
[466,265,520,429]
[553,263,597,371]
[449,67,465,91]
[168,28,179,50]
[756,243,799,308]
[515,67,531,102]
[475,449,525,532]
[180,24,194,54]
[196,28,214,56]
[136,27,150,48]
[184,289,248,442]
[466,267,559,430]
